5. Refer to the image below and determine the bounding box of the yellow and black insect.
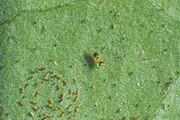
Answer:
[60,94,65,102]
[56,85,61,91]
[93,52,104,68]
[75,106,80,113]
[28,111,34,118]
[32,105,38,111]
[18,100,25,107]
[47,100,53,108]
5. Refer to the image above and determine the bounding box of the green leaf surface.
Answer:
[0,0,180,120]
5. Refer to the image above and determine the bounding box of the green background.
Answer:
[0,0,180,120]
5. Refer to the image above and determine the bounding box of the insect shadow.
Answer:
[84,53,95,69]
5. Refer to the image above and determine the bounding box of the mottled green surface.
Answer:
[0,0,180,120]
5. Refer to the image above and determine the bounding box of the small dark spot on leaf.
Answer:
[94,103,98,107]
[49,59,53,62]
[161,24,165,27]
[108,96,112,99]
[32,21,37,25]
[175,71,180,76]
[164,48,168,52]
[97,29,102,33]
[152,65,156,68]
[149,30,153,33]
[128,72,134,76]
[122,117,127,120]
[135,104,138,107]
[121,37,125,40]
[141,24,144,27]
[0,65,4,70]
[110,10,113,14]
[53,44,57,47]
[81,19,85,23]
[169,76,173,80]
[157,81,160,84]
